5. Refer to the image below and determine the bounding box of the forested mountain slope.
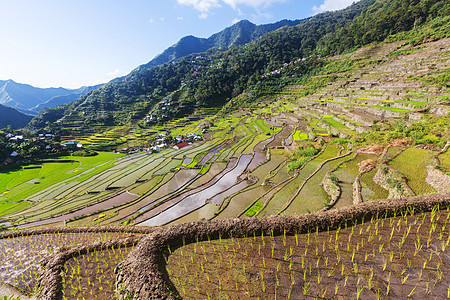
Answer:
[143,19,301,68]
[29,0,449,131]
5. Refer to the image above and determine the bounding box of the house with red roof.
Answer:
[173,142,189,150]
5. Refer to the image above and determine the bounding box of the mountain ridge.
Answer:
[143,19,302,68]
[0,79,103,112]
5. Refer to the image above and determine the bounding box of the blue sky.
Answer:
[0,0,356,89]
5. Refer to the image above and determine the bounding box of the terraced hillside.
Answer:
[0,3,449,299]
[1,39,449,231]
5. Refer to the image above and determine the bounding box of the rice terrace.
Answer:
[0,0,450,299]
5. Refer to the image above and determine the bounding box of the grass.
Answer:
[62,245,135,300]
[321,115,351,131]
[361,168,389,200]
[309,119,329,136]
[244,202,263,217]
[370,105,411,113]
[199,163,211,175]
[0,162,80,215]
[439,150,450,174]
[254,119,272,135]
[293,131,309,141]
[283,104,294,112]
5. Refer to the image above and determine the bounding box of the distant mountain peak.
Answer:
[0,79,103,113]
[143,18,301,68]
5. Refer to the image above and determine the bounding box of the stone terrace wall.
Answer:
[0,226,156,300]
[0,226,155,239]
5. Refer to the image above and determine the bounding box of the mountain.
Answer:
[30,84,103,112]
[0,80,103,111]
[144,19,301,68]
[0,103,33,129]
[31,0,450,130]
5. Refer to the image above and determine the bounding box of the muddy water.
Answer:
[181,158,192,166]
[246,134,275,171]
[247,151,266,171]
[133,160,238,224]
[18,192,139,229]
[284,156,349,215]
[198,145,224,166]
[333,153,378,208]
[334,182,354,209]
[62,246,134,300]
[138,155,252,226]
[333,163,358,210]
[216,186,269,220]
[167,203,218,225]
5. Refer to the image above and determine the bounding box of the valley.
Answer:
[0,0,449,298]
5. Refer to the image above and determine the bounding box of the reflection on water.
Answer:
[139,155,252,226]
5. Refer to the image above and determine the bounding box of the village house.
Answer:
[173,141,189,150]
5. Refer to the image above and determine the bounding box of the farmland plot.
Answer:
[0,232,137,294]
[167,208,450,299]
[138,154,252,226]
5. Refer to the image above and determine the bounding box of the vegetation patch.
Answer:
[288,144,322,171]
[244,202,263,217]
[293,131,308,141]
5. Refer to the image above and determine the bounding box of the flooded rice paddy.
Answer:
[0,232,137,294]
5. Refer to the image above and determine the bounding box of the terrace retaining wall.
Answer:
[115,191,450,300]
[0,226,156,300]
[0,225,155,239]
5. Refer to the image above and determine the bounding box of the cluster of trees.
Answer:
[29,0,450,131]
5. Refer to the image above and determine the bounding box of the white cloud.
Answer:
[199,13,209,19]
[177,0,221,12]
[107,69,121,76]
[222,0,285,9]
[312,0,357,13]
[177,16,184,20]
[177,0,284,12]
[149,18,154,23]
[232,18,240,24]
[160,17,166,21]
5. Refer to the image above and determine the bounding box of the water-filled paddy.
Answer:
[139,155,252,226]
[0,232,137,294]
